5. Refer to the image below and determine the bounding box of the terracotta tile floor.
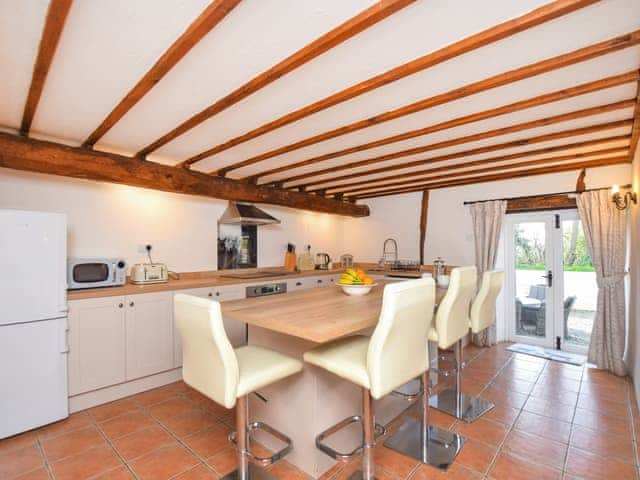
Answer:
[1,342,639,479]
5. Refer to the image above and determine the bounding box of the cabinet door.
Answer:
[68,297,126,395]
[125,292,174,380]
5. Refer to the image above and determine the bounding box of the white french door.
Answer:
[504,210,595,354]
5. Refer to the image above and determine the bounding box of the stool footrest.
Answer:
[316,415,386,461]
[391,378,423,402]
[229,421,292,466]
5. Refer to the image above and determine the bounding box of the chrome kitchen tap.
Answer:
[382,238,398,268]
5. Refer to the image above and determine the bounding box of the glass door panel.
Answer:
[560,217,596,351]
[511,218,553,346]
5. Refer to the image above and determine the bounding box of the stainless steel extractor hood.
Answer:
[218,202,280,225]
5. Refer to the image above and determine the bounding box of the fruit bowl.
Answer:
[337,282,378,296]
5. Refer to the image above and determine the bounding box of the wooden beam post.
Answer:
[21,0,73,134]
[419,190,430,265]
[0,133,369,217]
[83,0,241,147]
[575,169,587,192]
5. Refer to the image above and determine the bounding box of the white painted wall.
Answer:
[628,146,640,408]
[0,168,346,272]
[342,164,632,268]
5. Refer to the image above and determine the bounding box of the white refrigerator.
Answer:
[0,210,69,438]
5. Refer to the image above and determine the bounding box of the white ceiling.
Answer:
[1,0,638,197]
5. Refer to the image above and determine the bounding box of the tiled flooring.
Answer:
[1,342,639,479]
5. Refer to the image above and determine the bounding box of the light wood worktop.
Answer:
[222,280,447,344]
[66,267,345,300]
[66,263,448,301]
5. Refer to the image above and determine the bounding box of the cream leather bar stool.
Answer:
[471,270,505,340]
[175,294,303,480]
[304,278,454,479]
[428,266,492,422]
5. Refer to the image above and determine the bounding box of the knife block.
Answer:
[284,252,297,271]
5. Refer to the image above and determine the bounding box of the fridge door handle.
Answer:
[60,319,70,354]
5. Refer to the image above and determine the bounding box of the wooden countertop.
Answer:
[67,267,346,301]
[66,264,443,301]
[222,280,447,344]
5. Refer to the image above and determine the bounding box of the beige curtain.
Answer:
[577,190,627,376]
[469,200,507,347]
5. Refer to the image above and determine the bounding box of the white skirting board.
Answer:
[69,368,182,413]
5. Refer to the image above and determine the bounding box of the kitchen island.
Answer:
[222,280,447,478]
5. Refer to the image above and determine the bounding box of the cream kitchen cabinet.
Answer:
[68,296,127,396]
[68,291,175,395]
[125,291,174,381]
[172,285,245,367]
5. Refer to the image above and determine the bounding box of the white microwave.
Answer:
[67,258,127,290]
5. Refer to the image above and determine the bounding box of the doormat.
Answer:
[507,343,586,366]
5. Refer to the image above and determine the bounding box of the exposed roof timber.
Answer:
[178,0,601,171]
[219,29,640,176]
[302,129,632,191]
[274,101,635,188]
[335,147,629,196]
[0,133,369,217]
[20,0,73,134]
[82,0,241,147]
[256,70,639,183]
[136,0,416,159]
[312,136,631,194]
[630,77,640,160]
[352,156,631,199]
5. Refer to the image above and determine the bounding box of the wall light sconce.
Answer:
[611,184,638,210]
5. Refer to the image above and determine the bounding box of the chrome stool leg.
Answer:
[314,388,384,480]
[384,372,465,470]
[429,339,494,422]
[223,395,293,480]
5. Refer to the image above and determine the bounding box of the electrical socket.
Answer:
[137,244,153,254]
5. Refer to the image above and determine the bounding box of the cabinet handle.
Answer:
[296,282,302,286]
[118,303,123,308]
[129,301,135,307]
[208,292,213,297]
[317,279,323,284]
[216,292,220,297]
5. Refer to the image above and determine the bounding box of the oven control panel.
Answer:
[245,282,287,298]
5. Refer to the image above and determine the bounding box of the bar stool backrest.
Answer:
[174,294,239,409]
[367,278,435,399]
[434,266,477,349]
[470,270,504,334]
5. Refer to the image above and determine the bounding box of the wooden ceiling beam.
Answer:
[20,0,73,134]
[82,0,241,147]
[275,101,635,188]
[221,29,640,176]
[0,133,369,217]
[252,70,639,182]
[312,136,631,194]
[336,148,629,196]
[137,0,416,159]
[351,156,630,199]
[629,77,640,161]
[186,0,600,172]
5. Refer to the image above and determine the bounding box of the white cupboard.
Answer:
[125,292,174,380]
[67,274,337,398]
[68,296,127,396]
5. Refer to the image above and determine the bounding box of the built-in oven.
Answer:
[67,258,127,290]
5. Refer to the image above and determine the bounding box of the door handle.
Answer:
[541,270,553,287]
